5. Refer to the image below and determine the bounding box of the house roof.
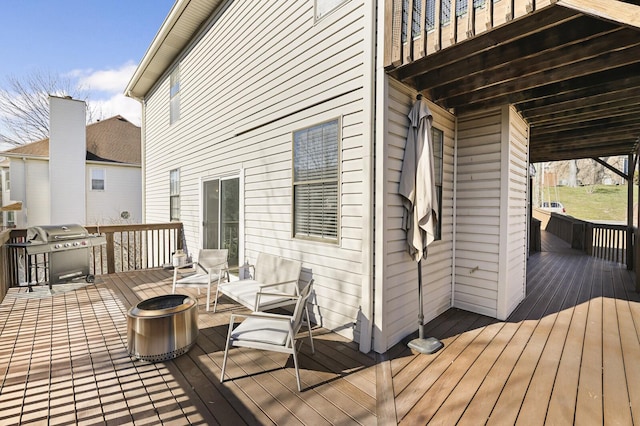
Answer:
[386,1,640,162]
[125,0,224,100]
[2,115,141,164]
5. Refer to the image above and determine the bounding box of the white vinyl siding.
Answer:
[501,106,528,318]
[454,108,502,317]
[142,0,368,342]
[454,106,528,319]
[86,163,142,224]
[9,159,49,228]
[375,80,455,352]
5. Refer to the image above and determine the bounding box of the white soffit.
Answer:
[126,0,223,99]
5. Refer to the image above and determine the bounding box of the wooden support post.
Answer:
[627,154,634,270]
[106,233,115,274]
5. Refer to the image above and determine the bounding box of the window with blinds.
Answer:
[91,168,106,191]
[170,169,180,221]
[293,119,339,242]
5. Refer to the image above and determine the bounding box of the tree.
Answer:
[567,159,579,187]
[0,71,98,146]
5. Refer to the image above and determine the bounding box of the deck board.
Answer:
[1,229,640,425]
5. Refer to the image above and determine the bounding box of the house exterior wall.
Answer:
[374,78,455,352]
[86,163,142,225]
[499,105,528,319]
[454,106,528,319]
[141,0,371,341]
[454,108,503,317]
[9,159,49,227]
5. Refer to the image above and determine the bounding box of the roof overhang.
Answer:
[1,202,22,212]
[386,0,640,162]
[125,0,224,100]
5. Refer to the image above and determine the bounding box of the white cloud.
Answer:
[71,62,138,93]
[69,63,142,125]
[90,93,142,126]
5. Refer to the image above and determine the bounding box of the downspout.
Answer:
[359,0,377,354]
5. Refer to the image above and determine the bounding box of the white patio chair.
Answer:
[172,249,229,311]
[220,280,315,391]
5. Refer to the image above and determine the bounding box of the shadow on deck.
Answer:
[385,230,640,424]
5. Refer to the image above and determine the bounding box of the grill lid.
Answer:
[27,224,89,243]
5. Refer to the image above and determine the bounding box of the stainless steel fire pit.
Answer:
[127,294,198,362]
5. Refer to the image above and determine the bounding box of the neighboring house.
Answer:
[0,96,142,228]
[125,1,640,353]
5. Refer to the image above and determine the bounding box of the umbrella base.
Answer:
[408,336,443,354]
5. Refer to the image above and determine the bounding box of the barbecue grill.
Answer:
[11,224,106,289]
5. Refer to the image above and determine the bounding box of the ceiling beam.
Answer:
[414,18,619,91]
[436,42,640,108]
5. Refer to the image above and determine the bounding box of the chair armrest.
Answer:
[255,292,299,307]
[194,261,228,276]
[229,310,294,324]
[173,263,196,279]
[258,280,300,295]
[177,262,195,270]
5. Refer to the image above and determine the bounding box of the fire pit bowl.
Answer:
[127,294,198,362]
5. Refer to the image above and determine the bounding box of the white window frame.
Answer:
[292,118,340,243]
[170,66,181,125]
[432,126,444,240]
[90,168,106,191]
[315,0,347,21]
[170,168,180,221]
[6,211,15,228]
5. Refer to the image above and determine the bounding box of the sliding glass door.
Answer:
[203,176,239,267]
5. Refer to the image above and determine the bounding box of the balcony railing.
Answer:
[535,208,635,268]
[0,223,185,299]
[384,0,555,68]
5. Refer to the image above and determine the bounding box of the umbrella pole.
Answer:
[407,259,444,354]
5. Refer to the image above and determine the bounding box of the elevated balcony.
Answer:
[384,0,640,162]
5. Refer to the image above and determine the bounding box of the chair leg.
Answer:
[291,348,301,392]
[205,284,211,311]
[213,284,220,312]
[220,320,235,383]
[172,268,178,294]
[304,305,314,354]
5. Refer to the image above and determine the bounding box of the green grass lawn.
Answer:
[539,184,636,222]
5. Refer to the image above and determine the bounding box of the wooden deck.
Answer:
[386,231,640,425]
[1,230,639,425]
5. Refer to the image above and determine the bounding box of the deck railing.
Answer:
[384,0,555,68]
[585,223,631,266]
[2,223,185,291]
[0,230,12,301]
[535,208,634,268]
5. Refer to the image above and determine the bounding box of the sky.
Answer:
[0,0,176,127]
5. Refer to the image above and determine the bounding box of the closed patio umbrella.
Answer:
[398,95,444,354]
